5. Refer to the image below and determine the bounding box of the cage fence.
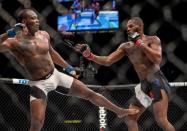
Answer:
[0,83,187,131]
[0,0,187,131]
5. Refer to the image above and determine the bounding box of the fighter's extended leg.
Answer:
[67,79,139,117]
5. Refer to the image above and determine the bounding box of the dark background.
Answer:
[0,0,187,131]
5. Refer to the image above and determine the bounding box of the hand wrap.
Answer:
[64,65,76,75]
[128,32,144,46]
[81,44,94,60]
[6,23,25,38]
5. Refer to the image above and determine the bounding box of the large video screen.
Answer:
[57,0,118,32]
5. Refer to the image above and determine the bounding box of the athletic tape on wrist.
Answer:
[135,39,143,46]
[85,53,94,60]
[7,28,16,38]
[65,65,75,74]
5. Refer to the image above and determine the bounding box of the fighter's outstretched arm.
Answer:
[75,43,126,66]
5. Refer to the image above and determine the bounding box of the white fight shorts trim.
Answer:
[135,84,153,108]
[30,68,74,102]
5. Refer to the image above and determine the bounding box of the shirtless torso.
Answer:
[2,30,54,80]
[0,9,139,131]
[77,17,175,131]
[122,35,160,80]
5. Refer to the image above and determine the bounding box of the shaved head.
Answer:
[16,9,35,22]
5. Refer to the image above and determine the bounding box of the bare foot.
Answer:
[117,108,139,118]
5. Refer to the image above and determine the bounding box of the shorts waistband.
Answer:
[37,68,54,80]
[141,70,162,82]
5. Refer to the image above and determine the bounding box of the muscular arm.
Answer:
[0,35,12,52]
[49,44,69,68]
[49,44,77,77]
[0,33,8,44]
[0,33,10,51]
[1,23,25,46]
[91,43,126,66]
[141,36,162,64]
[43,31,69,68]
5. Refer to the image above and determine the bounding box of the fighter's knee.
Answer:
[83,91,96,100]
[125,116,138,127]
[30,119,45,131]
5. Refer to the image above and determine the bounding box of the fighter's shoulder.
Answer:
[116,42,131,53]
[118,42,126,49]
[147,35,161,44]
[38,30,50,38]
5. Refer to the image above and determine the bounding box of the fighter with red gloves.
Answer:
[75,17,175,131]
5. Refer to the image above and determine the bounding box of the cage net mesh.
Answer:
[0,0,187,131]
